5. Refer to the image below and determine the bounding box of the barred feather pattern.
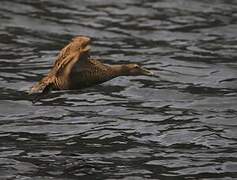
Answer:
[53,36,89,70]
[30,37,89,94]
[69,59,120,89]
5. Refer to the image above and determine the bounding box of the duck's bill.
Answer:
[140,68,154,76]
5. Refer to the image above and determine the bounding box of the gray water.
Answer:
[0,0,237,179]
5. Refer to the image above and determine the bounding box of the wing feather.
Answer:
[55,51,81,76]
[53,37,90,68]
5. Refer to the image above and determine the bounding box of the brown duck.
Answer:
[30,36,153,99]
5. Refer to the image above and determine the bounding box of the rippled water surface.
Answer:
[0,0,237,179]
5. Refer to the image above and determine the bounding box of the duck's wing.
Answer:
[29,75,55,103]
[29,52,76,95]
[29,53,80,103]
[54,50,90,78]
[53,41,75,67]
[29,36,91,103]
[53,36,90,71]
[30,75,53,94]
[29,45,89,91]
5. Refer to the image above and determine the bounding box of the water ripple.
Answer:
[0,0,237,179]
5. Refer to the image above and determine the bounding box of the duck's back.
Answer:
[69,59,115,89]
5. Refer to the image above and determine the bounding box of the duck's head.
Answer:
[122,64,154,76]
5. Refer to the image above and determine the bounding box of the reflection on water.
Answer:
[0,0,237,179]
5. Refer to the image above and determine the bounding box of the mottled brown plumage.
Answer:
[30,36,153,100]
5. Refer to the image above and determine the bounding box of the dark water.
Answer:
[0,0,237,179]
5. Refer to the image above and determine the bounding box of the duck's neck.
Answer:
[108,64,128,77]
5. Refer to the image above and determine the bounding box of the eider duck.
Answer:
[30,36,153,100]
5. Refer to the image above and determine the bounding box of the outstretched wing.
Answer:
[53,51,85,78]
[29,74,54,94]
[29,75,54,103]
[28,51,79,97]
[29,53,78,102]
[53,36,90,70]
[29,36,90,102]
